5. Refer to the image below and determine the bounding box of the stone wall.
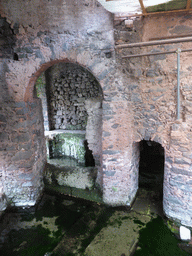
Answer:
[0,15,16,59]
[2,0,192,228]
[115,14,192,226]
[44,63,102,131]
[102,100,134,205]
[0,98,46,208]
[0,0,134,211]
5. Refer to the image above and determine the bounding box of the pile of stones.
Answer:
[49,67,102,130]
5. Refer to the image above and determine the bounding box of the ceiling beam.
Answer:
[138,0,147,14]
[114,7,192,20]
[149,33,192,41]
[186,0,191,10]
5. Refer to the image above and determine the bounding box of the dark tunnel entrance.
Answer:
[139,140,165,200]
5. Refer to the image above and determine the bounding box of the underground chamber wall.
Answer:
[139,140,165,199]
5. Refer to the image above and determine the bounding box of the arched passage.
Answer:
[139,140,165,202]
[34,61,103,191]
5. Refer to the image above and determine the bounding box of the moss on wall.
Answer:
[35,74,45,98]
[49,133,86,165]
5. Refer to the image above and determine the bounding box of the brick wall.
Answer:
[0,98,46,208]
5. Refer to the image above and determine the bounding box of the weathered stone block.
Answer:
[103,131,111,137]
[44,163,97,190]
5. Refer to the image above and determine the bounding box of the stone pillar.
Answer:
[85,97,103,187]
[163,122,192,227]
[1,99,46,207]
[102,100,136,206]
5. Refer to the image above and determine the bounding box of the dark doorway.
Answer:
[139,140,164,199]
[84,140,95,167]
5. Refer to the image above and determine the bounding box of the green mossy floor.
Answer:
[0,189,191,256]
[0,194,83,256]
[134,216,190,256]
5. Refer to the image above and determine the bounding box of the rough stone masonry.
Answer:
[1,0,192,227]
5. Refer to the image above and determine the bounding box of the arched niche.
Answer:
[34,61,103,191]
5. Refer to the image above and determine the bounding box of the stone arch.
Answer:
[25,59,104,103]
[43,62,103,131]
[27,59,104,190]
[3,44,133,207]
[132,139,165,213]
[139,140,165,194]
[0,0,135,210]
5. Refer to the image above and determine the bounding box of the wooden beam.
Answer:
[149,34,192,41]
[138,0,147,14]
[114,7,192,20]
[186,0,191,10]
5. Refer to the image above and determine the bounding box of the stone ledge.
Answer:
[44,184,103,204]
[44,163,97,190]
[45,130,86,137]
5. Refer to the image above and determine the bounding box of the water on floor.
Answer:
[0,140,191,256]
[0,187,191,256]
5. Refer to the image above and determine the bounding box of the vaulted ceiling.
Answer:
[97,0,192,17]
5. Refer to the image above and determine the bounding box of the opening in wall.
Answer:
[139,140,165,200]
[34,61,103,191]
[35,62,102,164]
